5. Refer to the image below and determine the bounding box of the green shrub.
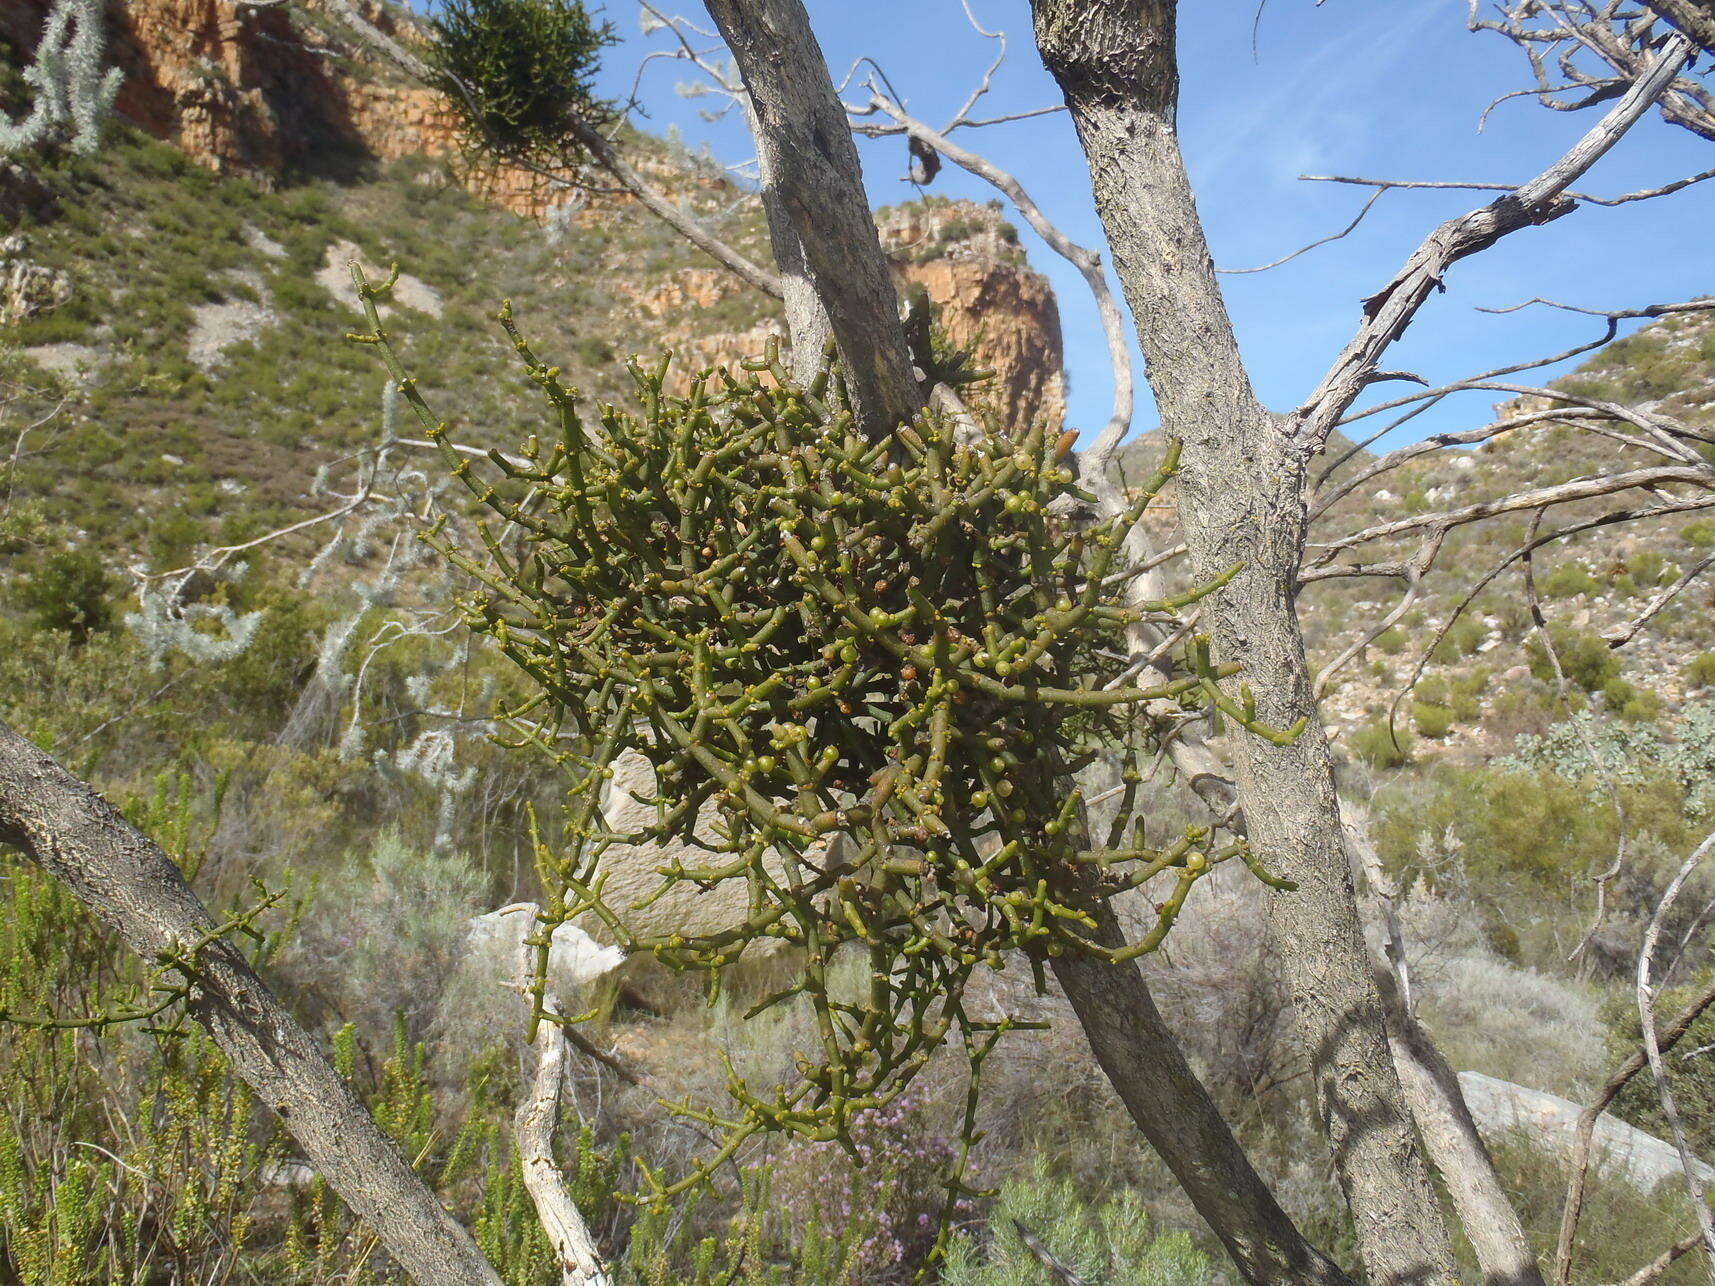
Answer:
[426,0,616,167]
[1416,676,1450,707]
[1350,720,1414,768]
[1372,626,1407,656]
[1687,653,1715,689]
[1598,678,1662,723]
[1540,563,1598,599]
[1619,689,1662,723]
[14,548,114,642]
[1430,614,1486,662]
[1375,762,1694,892]
[1449,669,1489,721]
[941,1159,1211,1285]
[1601,678,1638,711]
[1626,549,1668,587]
[1412,702,1455,740]
[1527,628,1620,695]
[1681,520,1714,548]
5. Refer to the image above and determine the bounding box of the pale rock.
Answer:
[463,905,625,1008]
[1460,1070,1715,1193]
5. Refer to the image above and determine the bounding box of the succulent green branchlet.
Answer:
[349,263,1299,1256]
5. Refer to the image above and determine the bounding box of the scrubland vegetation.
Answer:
[6,1,1715,1282]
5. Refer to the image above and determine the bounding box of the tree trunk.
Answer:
[1345,804,1547,1286]
[0,719,504,1286]
[1642,0,1715,55]
[701,0,923,437]
[1378,967,1546,1286]
[1051,870,1355,1286]
[700,5,1356,1278]
[1029,4,1458,1283]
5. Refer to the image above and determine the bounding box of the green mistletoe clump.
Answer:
[351,263,1297,1222]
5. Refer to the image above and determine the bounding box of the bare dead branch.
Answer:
[0,721,505,1286]
[1520,515,1632,972]
[1312,406,1609,519]
[1328,299,1705,447]
[1641,0,1715,53]
[852,89,1134,463]
[1302,165,1715,206]
[1604,550,1715,647]
[1343,800,1548,1286]
[1314,539,1438,695]
[499,904,614,1286]
[1636,827,1715,1274]
[1217,189,1387,275]
[1478,295,1715,319]
[1311,464,1715,561]
[1012,1219,1091,1285]
[1470,0,1715,142]
[1319,296,1715,487]
[1609,1230,1707,1286]
[1295,35,1694,453]
[1556,965,1715,1285]
[1371,495,1715,729]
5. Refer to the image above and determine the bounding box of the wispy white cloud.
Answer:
[1188,0,1444,192]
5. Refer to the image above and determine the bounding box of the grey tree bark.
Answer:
[700,0,924,437]
[697,2,1356,1278]
[1027,3,1459,1283]
[0,718,505,1286]
[1642,0,1715,55]
[1051,862,1354,1285]
[1346,805,1547,1286]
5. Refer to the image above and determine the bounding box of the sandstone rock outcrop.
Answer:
[878,199,1066,434]
[0,0,570,209]
[3,1,1068,431]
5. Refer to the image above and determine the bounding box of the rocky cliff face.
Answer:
[0,0,586,210]
[2,0,1067,431]
[878,199,1066,433]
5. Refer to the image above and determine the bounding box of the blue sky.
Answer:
[596,1,1714,448]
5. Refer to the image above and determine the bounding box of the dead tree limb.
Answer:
[1642,0,1715,53]
[1345,801,1547,1286]
[1470,0,1715,141]
[0,718,505,1286]
[1635,829,1715,1274]
[1297,34,1694,452]
[1556,965,1715,1282]
[498,904,614,1286]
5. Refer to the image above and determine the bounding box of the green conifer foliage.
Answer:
[426,0,616,168]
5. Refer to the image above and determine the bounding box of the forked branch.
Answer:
[1296,34,1694,452]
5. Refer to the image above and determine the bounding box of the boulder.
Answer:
[463,904,624,1006]
[1459,1069,1715,1192]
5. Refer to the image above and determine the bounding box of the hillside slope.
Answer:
[1110,306,1715,758]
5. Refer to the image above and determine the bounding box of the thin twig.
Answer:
[1636,828,1715,1276]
